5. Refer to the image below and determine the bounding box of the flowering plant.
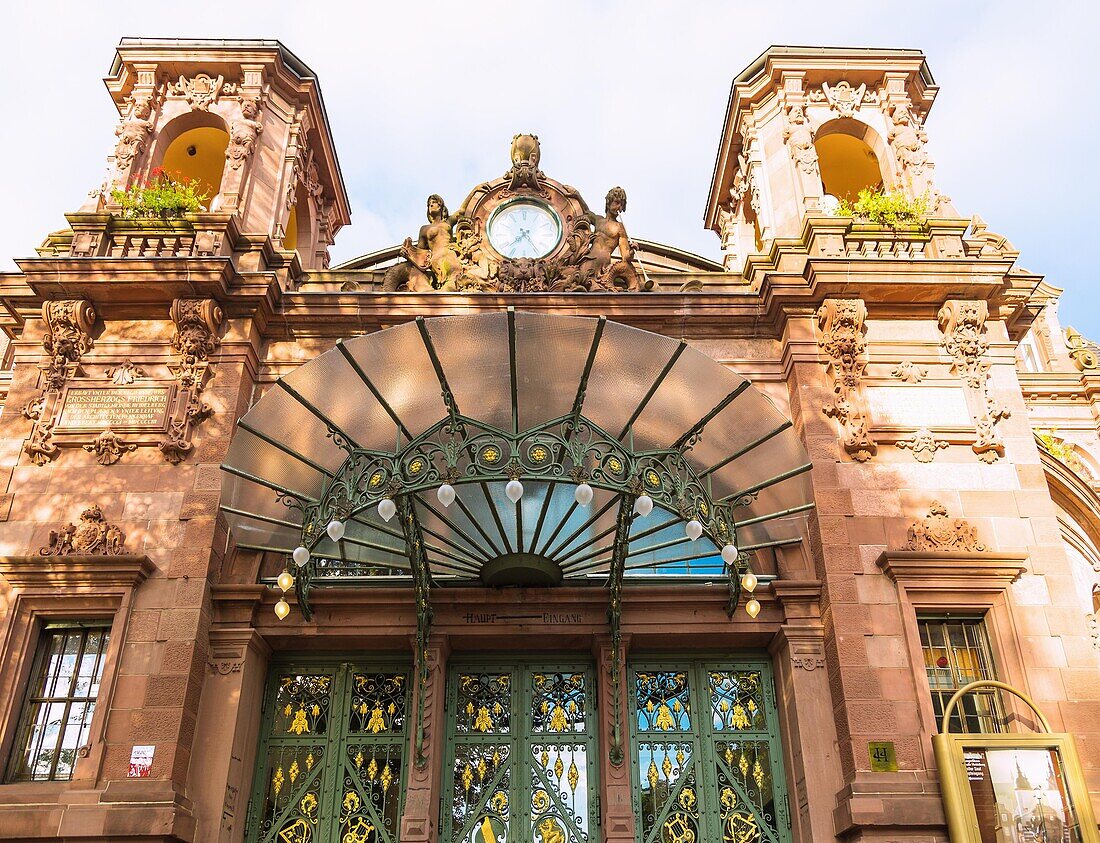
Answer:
[110,167,209,219]
[834,187,928,230]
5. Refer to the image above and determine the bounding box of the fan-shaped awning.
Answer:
[221,311,813,618]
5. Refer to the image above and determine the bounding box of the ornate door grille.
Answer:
[246,661,410,843]
[629,660,790,843]
[443,662,599,843]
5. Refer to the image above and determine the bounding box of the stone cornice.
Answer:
[876,550,1028,590]
[0,554,155,589]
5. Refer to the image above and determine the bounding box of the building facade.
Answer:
[0,39,1098,843]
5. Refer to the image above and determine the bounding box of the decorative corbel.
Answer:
[23,300,96,465]
[939,300,1010,463]
[817,299,877,461]
[160,298,224,464]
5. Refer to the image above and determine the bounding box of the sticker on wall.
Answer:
[128,745,154,777]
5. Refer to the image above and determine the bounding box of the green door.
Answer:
[246,661,410,843]
[628,660,790,843]
[443,662,599,843]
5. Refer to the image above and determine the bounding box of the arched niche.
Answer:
[814,118,893,202]
[283,181,316,261]
[151,112,230,208]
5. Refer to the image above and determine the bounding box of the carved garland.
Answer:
[938,300,1010,463]
[817,299,877,462]
[160,298,224,464]
[23,300,97,465]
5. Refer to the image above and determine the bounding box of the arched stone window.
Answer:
[150,112,230,209]
[814,118,893,204]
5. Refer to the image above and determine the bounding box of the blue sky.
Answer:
[4,1,1096,340]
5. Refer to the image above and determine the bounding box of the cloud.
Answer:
[3,1,1096,337]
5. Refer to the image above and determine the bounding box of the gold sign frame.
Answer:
[932,680,1099,842]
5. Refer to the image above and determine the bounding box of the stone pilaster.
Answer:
[594,634,635,843]
[400,636,450,843]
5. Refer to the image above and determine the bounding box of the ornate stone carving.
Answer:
[384,186,645,294]
[939,299,1010,462]
[504,133,546,195]
[23,300,97,465]
[1066,327,1098,371]
[904,502,986,552]
[82,427,136,465]
[168,73,235,110]
[105,360,145,384]
[783,105,819,175]
[160,298,223,464]
[888,102,929,177]
[817,299,877,461]
[226,95,263,170]
[114,94,154,169]
[891,360,927,383]
[896,428,948,463]
[811,81,876,117]
[39,505,125,556]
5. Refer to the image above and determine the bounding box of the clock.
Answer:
[487,200,562,259]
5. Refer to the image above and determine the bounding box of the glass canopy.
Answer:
[221,311,813,605]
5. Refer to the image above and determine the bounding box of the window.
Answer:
[6,622,111,782]
[918,616,1003,734]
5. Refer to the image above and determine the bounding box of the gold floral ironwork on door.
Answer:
[630,661,789,843]
[246,663,409,843]
[443,664,597,843]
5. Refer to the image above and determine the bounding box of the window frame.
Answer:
[5,620,113,783]
[916,614,1005,735]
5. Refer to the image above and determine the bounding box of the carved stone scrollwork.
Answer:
[1066,327,1099,371]
[817,299,877,462]
[939,299,1010,463]
[503,133,547,196]
[891,360,927,383]
[160,298,224,464]
[23,300,96,465]
[905,501,987,552]
[809,81,877,118]
[39,505,125,556]
[167,73,236,110]
[113,94,155,172]
[896,427,948,463]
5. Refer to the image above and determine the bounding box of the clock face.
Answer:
[487,201,561,259]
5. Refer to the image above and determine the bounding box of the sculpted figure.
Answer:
[385,195,478,292]
[226,96,263,169]
[114,95,154,168]
[570,187,641,291]
[783,105,819,174]
[888,104,929,175]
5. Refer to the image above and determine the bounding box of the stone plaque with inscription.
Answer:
[864,386,972,429]
[57,385,173,432]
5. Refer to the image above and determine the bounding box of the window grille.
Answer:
[918,616,1003,734]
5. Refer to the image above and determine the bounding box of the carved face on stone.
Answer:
[426,194,448,222]
[131,95,153,120]
[242,96,261,120]
[605,186,627,216]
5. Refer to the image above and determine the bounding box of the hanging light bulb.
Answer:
[634,495,653,517]
[437,483,456,508]
[377,498,397,522]
[505,479,524,503]
[574,483,593,506]
[741,571,758,593]
[274,599,291,620]
[745,598,761,618]
[326,519,345,542]
[685,519,703,541]
[277,571,295,592]
[292,546,310,567]
[721,543,738,566]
